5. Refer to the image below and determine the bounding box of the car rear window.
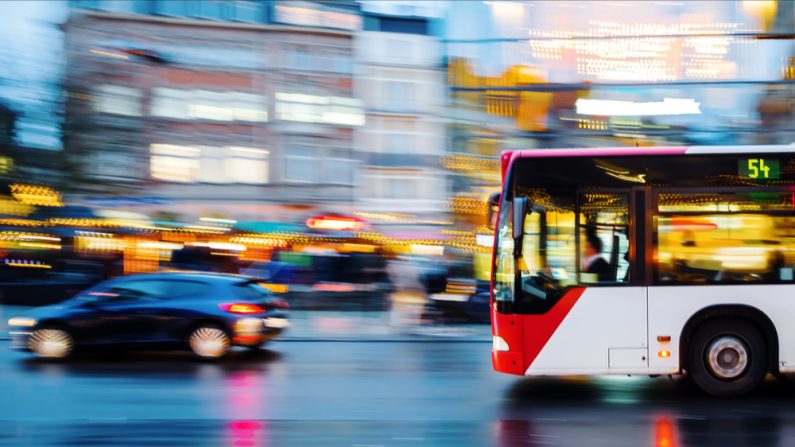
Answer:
[234,282,272,300]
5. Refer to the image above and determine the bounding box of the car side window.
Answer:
[93,279,171,303]
[167,280,211,298]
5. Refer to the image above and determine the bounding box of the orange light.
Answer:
[658,350,671,358]
[657,335,671,343]
[220,303,265,314]
[306,215,364,231]
[259,283,288,294]
[654,416,678,447]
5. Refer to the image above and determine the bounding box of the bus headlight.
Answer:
[8,317,36,328]
[493,336,510,352]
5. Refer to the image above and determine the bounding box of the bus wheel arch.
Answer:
[680,304,779,376]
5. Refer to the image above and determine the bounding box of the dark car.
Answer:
[7,272,289,360]
[240,251,393,310]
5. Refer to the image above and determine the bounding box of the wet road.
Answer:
[1,339,795,446]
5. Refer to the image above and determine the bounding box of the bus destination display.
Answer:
[738,158,780,180]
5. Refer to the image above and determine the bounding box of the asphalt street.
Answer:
[2,339,795,446]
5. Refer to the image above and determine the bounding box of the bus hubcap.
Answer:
[707,336,748,379]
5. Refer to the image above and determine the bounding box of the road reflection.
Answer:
[20,348,283,377]
[495,375,795,447]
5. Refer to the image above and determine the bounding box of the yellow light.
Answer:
[18,242,61,250]
[10,184,63,207]
[5,261,52,269]
[658,350,671,358]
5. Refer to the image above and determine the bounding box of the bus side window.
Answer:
[655,213,794,285]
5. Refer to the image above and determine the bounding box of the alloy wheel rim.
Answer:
[29,329,73,359]
[189,327,230,358]
[706,335,749,380]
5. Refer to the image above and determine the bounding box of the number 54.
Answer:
[748,159,770,178]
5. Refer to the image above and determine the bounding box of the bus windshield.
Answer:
[494,186,629,312]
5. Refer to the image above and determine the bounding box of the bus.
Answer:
[491,145,795,396]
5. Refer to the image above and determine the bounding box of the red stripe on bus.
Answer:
[522,287,586,369]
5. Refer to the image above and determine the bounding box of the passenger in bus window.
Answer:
[583,235,612,282]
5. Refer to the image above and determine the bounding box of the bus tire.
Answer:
[688,318,767,397]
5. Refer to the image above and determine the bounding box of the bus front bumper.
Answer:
[492,346,524,375]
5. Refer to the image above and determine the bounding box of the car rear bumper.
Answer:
[231,317,289,346]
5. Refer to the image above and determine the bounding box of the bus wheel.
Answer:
[688,318,767,397]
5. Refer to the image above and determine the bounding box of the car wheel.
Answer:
[688,318,767,397]
[188,325,231,360]
[28,326,75,360]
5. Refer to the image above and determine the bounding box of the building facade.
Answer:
[64,0,364,222]
[353,11,448,228]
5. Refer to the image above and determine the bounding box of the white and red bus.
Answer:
[491,145,795,396]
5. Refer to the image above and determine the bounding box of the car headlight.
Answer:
[263,318,289,329]
[8,317,36,327]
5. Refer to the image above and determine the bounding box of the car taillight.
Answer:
[220,303,265,314]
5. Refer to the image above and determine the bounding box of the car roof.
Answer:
[117,271,254,283]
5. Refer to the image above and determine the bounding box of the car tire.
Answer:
[28,326,75,360]
[188,324,231,360]
[687,318,767,397]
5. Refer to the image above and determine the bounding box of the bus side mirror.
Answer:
[512,197,529,241]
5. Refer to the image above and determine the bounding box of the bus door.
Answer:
[518,190,648,373]
[576,190,648,372]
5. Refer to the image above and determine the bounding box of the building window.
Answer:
[90,150,138,179]
[153,0,191,17]
[195,0,223,19]
[284,147,317,182]
[150,144,200,183]
[385,81,413,112]
[94,85,142,116]
[228,0,261,22]
[334,53,353,73]
[276,93,363,126]
[326,152,355,185]
[152,144,268,184]
[225,146,269,184]
[198,145,226,183]
[231,92,268,122]
[151,88,189,119]
[151,89,267,122]
[191,90,234,121]
[385,133,414,154]
[387,178,414,199]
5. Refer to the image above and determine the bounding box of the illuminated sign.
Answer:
[739,158,780,180]
[306,215,365,231]
[576,98,701,117]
